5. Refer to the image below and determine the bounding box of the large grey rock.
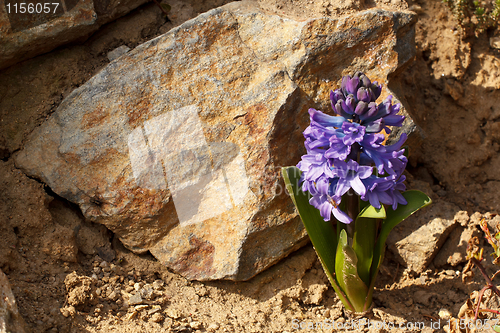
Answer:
[0,0,149,70]
[0,269,29,333]
[15,1,417,280]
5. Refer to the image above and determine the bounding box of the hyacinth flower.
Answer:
[282,72,431,313]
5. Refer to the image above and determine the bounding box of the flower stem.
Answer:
[345,190,358,240]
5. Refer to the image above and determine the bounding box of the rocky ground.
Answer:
[2,0,500,332]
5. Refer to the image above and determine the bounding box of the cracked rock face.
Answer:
[0,0,149,70]
[15,1,416,281]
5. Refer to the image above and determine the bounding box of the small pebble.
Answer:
[190,321,202,329]
[165,308,181,319]
[140,285,154,299]
[128,293,143,305]
[60,306,75,318]
[108,290,118,301]
[148,305,162,315]
[439,308,452,320]
[207,323,220,332]
[153,280,164,290]
[150,312,164,323]
[125,311,138,321]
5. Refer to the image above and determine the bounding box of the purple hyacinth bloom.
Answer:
[361,176,396,209]
[388,175,407,210]
[297,150,331,195]
[360,95,404,133]
[333,160,373,198]
[325,134,350,160]
[359,133,407,175]
[309,192,352,224]
[309,108,345,128]
[298,72,408,223]
[357,87,371,103]
[341,122,365,146]
[341,75,360,96]
[310,175,352,223]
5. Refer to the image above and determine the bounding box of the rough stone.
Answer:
[433,224,479,267]
[0,269,29,333]
[0,0,149,70]
[387,200,460,273]
[128,293,143,306]
[15,1,417,280]
[108,45,131,62]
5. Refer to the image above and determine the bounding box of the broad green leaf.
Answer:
[335,229,349,295]
[366,190,431,308]
[358,203,386,220]
[353,204,385,286]
[335,229,369,312]
[281,167,337,271]
[493,325,500,333]
[281,167,354,311]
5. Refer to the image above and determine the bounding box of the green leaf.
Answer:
[358,203,386,220]
[353,204,385,286]
[161,3,172,13]
[281,167,355,311]
[335,229,369,312]
[366,190,431,307]
[493,325,500,333]
[281,167,336,270]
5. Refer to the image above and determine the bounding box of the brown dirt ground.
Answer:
[2,0,500,332]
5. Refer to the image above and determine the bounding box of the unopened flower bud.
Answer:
[354,101,369,115]
[357,87,371,103]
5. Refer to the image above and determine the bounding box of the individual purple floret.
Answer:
[297,72,408,223]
